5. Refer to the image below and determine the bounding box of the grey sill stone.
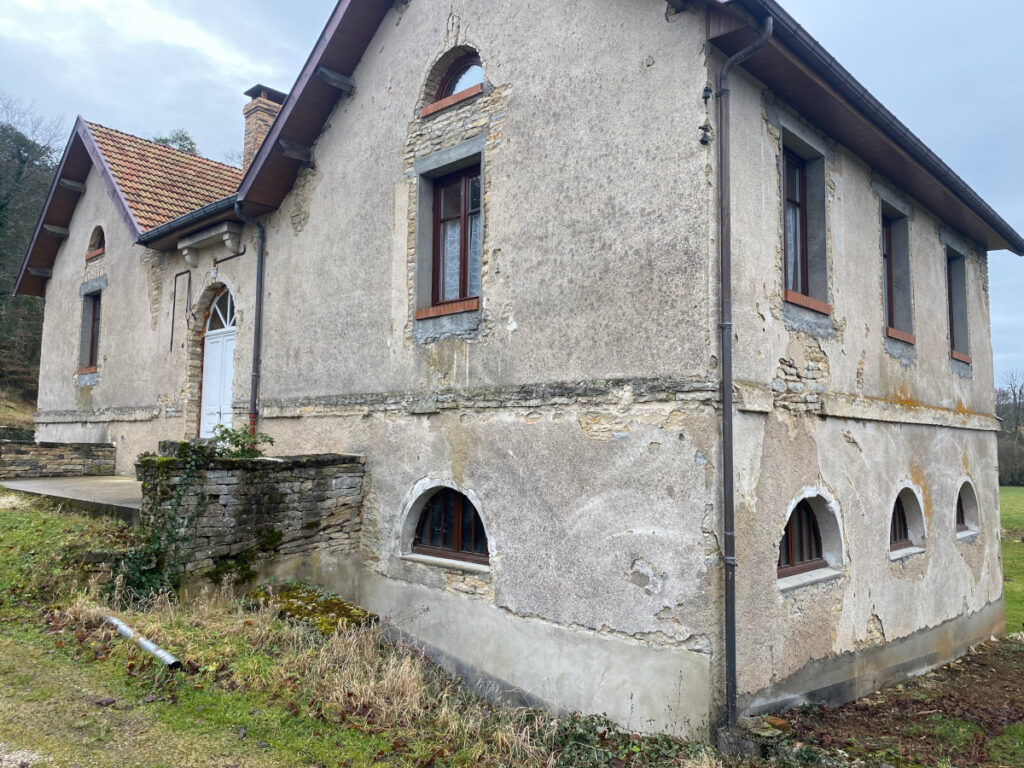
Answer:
[890,545,926,561]
[956,530,979,543]
[399,553,491,574]
[778,567,842,593]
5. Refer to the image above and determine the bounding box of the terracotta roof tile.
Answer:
[85,121,242,232]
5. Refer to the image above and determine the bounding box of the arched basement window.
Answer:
[778,499,826,577]
[955,481,979,538]
[890,496,912,551]
[436,54,483,101]
[206,290,235,332]
[412,487,488,564]
[86,226,105,260]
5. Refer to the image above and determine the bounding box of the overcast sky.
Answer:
[1,0,1020,384]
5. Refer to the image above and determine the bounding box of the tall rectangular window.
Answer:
[432,165,481,306]
[946,248,970,362]
[781,136,829,315]
[784,150,808,297]
[881,206,913,342]
[78,292,101,372]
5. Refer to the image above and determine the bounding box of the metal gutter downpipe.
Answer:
[717,13,773,729]
[233,202,266,436]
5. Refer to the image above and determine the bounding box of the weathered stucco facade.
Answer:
[20,0,1019,739]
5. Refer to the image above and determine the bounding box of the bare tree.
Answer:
[997,370,1024,486]
[0,93,65,402]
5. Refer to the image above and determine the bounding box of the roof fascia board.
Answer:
[12,122,79,296]
[728,0,1024,255]
[237,0,356,204]
[13,117,147,296]
[136,194,238,246]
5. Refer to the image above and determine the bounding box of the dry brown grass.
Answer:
[65,582,553,766]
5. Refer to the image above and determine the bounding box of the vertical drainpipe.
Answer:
[717,13,773,728]
[234,202,265,436]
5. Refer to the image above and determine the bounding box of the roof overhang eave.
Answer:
[713,0,1024,256]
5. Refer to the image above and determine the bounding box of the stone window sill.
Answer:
[420,83,483,118]
[890,545,926,561]
[784,290,832,316]
[956,529,979,543]
[886,327,915,345]
[415,297,479,320]
[400,552,490,574]
[778,566,842,593]
[951,350,972,365]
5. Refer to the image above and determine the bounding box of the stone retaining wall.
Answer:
[136,446,365,576]
[0,440,116,479]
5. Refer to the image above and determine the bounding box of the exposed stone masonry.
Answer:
[772,345,830,413]
[136,446,365,575]
[0,441,116,479]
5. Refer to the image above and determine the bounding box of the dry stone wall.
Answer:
[136,445,365,575]
[0,440,116,479]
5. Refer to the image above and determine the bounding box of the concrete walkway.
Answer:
[0,476,142,522]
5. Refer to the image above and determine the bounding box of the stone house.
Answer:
[12,0,1023,738]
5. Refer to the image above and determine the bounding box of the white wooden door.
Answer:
[199,291,236,438]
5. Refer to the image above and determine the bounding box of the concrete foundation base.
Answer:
[259,551,713,739]
[739,598,1005,716]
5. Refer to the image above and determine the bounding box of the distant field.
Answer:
[1002,486,1024,634]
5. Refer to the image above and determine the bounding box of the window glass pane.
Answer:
[785,205,800,291]
[469,175,481,211]
[461,506,474,553]
[474,513,488,555]
[441,182,462,220]
[444,64,484,97]
[429,499,443,547]
[468,212,482,297]
[442,220,462,301]
[442,493,455,550]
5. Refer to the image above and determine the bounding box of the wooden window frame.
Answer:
[890,496,912,551]
[882,216,895,330]
[946,252,970,362]
[783,149,810,299]
[431,165,481,308]
[412,488,489,565]
[435,53,482,102]
[78,291,101,373]
[777,499,827,578]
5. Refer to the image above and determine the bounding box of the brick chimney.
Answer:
[242,84,287,171]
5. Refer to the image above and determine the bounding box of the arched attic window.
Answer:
[412,487,489,564]
[436,53,483,100]
[86,226,105,260]
[421,47,485,117]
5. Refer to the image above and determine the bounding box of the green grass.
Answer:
[0,490,713,768]
[1001,487,1024,634]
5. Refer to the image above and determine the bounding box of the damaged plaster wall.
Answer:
[723,54,1004,710]
[246,0,723,737]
